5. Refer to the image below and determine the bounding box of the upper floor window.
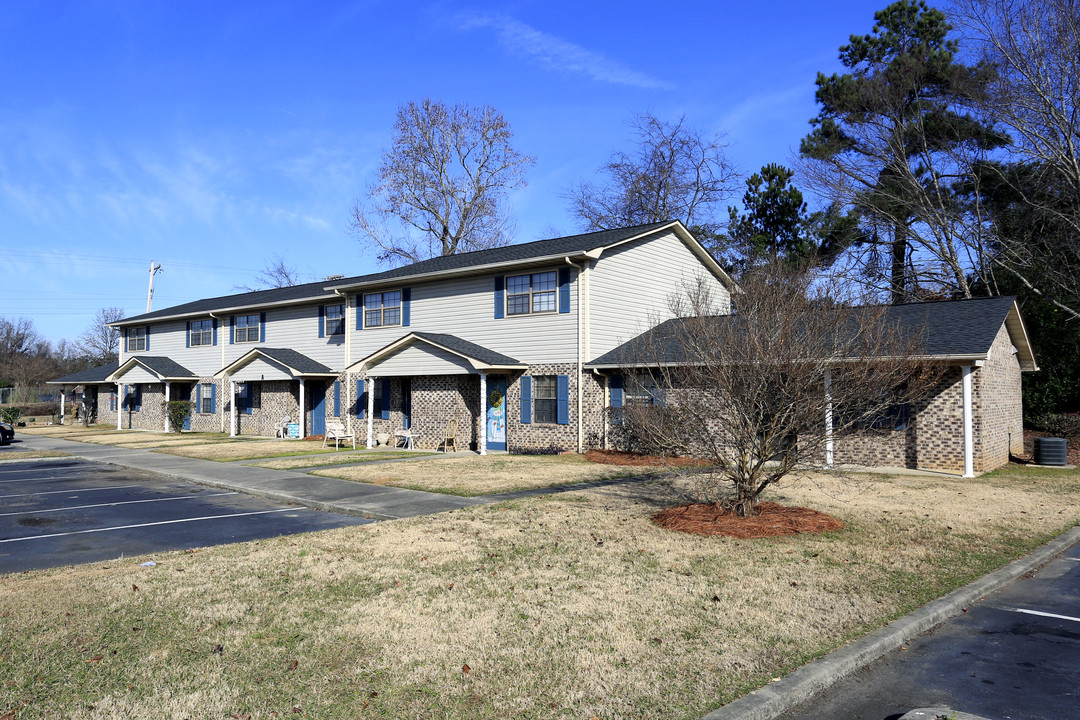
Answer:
[507,271,557,315]
[364,290,401,327]
[325,304,345,336]
[234,314,259,343]
[190,320,213,347]
[126,327,146,352]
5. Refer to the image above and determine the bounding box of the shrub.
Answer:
[1030,412,1080,439]
[1,406,20,424]
[511,443,564,455]
[163,401,194,433]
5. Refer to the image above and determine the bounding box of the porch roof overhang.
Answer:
[47,361,120,385]
[106,356,197,383]
[213,348,339,380]
[347,332,526,376]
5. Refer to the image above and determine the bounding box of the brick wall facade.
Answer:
[974,324,1024,470]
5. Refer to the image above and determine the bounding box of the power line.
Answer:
[0,249,260,274]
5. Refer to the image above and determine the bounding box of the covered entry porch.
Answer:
[106,356,198,431]
[348,332,524,454]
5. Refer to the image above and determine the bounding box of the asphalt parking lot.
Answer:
[0,458,372,574]
[776,540,1080,720]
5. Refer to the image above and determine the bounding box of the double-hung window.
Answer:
[189,320,213,347]
[325,304,345,336]
[126,327,146,352]
[506,271,557,315]
[197,384,214,414]
[364,291,401,327]
[533,375,557,424]
[234,314,259,343]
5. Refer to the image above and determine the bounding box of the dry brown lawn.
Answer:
[155,440,341,462]
[253,451,434,470]
[2,465,1078,720]
[0,449,70,461]
[313,453,657,496]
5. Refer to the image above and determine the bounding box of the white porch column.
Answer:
[116,382,122,430]
[230,380,237,437]
[962,365,974,478]
[60,387,66,425]
[479,372,487,456]
[824,368,834,468]
[298,379,306,438]
[366,377,375,449]
[164,381,171,432]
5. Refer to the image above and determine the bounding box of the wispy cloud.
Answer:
[458,13,674,90]
[720,84,814,136]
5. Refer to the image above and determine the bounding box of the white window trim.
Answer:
[190,320,213,347]
[506,270,558,317]
[363,290,403,328]
[234,314,260,344]
[325,304,346,336]
[126,327,147,352]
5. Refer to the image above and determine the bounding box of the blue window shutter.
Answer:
[144,326,150,351]
[494,276,504,319]
[229,316,235,345]
[333,381,341,417]
[123,385,128,409]
[380,378,390,420]
[135,385,142,412]
[610,374,623,407]
[123,329,128,349]
[556,375,569,425]
[520,376,532,424]
[318,305,325,338]
[355,295,363,331]
[185,321,190,348]
[402,288,411,326]
[558,268,571,314]
[212,319,218,346]
[356,379,366,418]
[210,383,217,414]
[245,384,252,415]
[260,312,266,342]
[194,384,200,411]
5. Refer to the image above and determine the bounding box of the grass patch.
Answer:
[313,453,657,496]
[2,465,1078,719]
[0,449,71,461]
[252,451,435,470]
[154,440,350,462]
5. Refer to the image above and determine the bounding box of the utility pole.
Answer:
[147,262,163,313]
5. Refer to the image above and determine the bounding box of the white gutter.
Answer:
[962,364,974,478]
[210,312,226,433]
[566,256,585,453]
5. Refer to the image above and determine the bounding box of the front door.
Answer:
[486,376,507,451]
[308,381,326,436]
[176,384,193,430]
[402,378,412,430]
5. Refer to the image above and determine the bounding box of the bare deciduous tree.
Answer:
[951,0,1080,320]
[235,254,310,292]
[612,264,937,516]
[75,307,125,365]
[351,99,534,266]
[564,112,737,244]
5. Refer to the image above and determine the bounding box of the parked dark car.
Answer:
[0,421,13,445]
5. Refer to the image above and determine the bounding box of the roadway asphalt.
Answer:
[774,540,1080,720]
[0,458,371,573]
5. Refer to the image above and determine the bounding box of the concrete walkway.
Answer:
[13,434,487,520]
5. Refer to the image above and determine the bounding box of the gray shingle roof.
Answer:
[117,222,675,325]
[127,356,197,379]
[48,361,120,385]
[252,348,335,375]
[588,296,1023,367]
[411,332,524,367]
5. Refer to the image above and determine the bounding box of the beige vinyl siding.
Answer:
[351,270,578,365]
[369,343,476,376]
[230,356,295,383]
[241,303,346,369]
[588,230,731,360]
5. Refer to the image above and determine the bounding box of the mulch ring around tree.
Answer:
[652,501,844,539]
[584,449,708,467]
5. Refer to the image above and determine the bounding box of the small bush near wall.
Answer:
[3,402,60,419]
[1030,413,1080,439]
[163,401,194,433]
[510,443,565,455]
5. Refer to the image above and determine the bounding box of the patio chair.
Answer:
[440,418,458,453]
[274,416,291,439]
[394,426,418,451]
[323,422,356,450]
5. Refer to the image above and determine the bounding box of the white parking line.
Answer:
[0,485,133,499]
[1000,607,1080,624]
[0,474,94,485]
[0,508,294,543]
[0,492,239,517]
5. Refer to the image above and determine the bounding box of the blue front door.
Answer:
[309,381,325,436]
[402,378,412,430]
[486,376,508,451]
[177,384,192,430]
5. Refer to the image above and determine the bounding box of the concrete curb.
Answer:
[700,525,1080,720]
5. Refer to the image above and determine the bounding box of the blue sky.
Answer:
[0,0,890,344]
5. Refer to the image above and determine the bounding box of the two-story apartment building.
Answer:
[51,220,1036,476]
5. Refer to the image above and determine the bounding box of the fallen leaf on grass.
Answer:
[87,655,103,663]
[287,660,298,671]
[462,664,470,674]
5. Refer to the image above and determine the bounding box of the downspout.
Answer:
[566,257,586,453]
[335,289,351,435]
